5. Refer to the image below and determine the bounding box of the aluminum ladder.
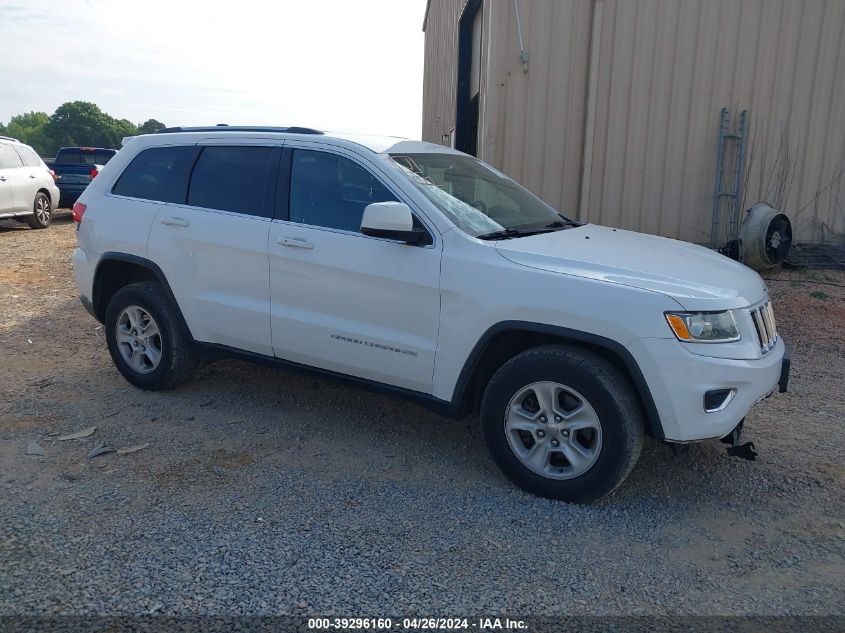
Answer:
[710,108,748,249]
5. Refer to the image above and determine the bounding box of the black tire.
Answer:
[104,281,198,390]
[480,344,644,503]
[24,192,52,229]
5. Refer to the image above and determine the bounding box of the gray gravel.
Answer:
[1,219,844,617]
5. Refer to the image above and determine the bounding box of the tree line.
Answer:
[0,101,166,158]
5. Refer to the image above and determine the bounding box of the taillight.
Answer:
[48,169,57,181]
[89,168,99,179]
[72,202,87,223]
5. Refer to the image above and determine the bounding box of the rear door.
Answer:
[14,145,51,202]
[147,141,280,356]
[0,145,14,213]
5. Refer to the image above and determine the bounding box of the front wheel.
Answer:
[25,192,52,229]
[481,345,644,503]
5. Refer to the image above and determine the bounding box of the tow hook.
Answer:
[720,418,758,461]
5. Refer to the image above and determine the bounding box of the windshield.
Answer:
[389,153,574,238]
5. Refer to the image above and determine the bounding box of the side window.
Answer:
[188,146,272,217]
[13,145,42,167]
[95,150,115,165]
[112,146,195,203]
[56,150,82,164]
[0,144,24,169]
[289,149,397,232]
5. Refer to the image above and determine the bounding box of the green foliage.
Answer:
[0,102,166,158]
[138,118,166,134]
[2,112,51,155]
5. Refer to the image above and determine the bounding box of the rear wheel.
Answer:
[104,281,198,390]
[481,345,644,503]
[25,193,52,229]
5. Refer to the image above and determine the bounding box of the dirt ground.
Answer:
[1,216,843,617]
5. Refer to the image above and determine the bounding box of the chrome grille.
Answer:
[750,301,778,353]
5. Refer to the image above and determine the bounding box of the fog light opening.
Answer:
[704,388,736,412]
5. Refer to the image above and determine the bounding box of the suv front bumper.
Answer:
[629,337,787,442]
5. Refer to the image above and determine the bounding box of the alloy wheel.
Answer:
[35,196,50,224]
[115,305,162,374]
[504,381,602,479]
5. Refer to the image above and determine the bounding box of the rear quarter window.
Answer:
[0,144,24,169]
[111,146,196,203]
[13,145,42,167]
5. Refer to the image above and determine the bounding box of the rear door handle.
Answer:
[160,216,190,227]
[277,236,314,249]
[29,174,37,179]
[0,176,7,182]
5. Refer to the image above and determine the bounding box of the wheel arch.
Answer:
[92,253,193,340]
[451,321,665,439]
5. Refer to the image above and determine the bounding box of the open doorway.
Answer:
[456,0,482,157]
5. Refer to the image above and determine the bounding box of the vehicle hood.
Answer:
[494,224,767,310]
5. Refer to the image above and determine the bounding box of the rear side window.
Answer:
[13,145,42,167]
[0,144,24,169]
[55,149,85,163]
[112,146,195,203]
[56,148,114,164]
[187,146,272,217]
[95,150,115,164]
[289,149,397,232]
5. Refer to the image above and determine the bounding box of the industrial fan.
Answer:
[739,203,793,270]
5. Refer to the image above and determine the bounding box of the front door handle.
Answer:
[160,216,190,227]
[277,236,314,249]
[0,176,7,182]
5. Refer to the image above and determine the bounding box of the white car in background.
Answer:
[71,126,789,502]
[0,136,59,229]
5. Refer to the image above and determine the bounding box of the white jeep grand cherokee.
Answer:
[72,126,789,502]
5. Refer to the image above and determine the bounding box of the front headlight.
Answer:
[665,310,740,343]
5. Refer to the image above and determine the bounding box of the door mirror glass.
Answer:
[361,202,425,244]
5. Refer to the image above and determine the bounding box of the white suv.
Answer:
[72,126,789,502]
[0,136,59,229]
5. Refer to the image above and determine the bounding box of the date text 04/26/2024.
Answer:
[308,617,528,630]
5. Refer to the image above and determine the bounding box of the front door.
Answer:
[268,147,441,393]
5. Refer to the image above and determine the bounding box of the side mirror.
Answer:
[361,201,426,244]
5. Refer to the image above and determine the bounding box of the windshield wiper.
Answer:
[545,219,582,228]
[476,228,524,240]
[476,226,562,240]
[477,218,582,240]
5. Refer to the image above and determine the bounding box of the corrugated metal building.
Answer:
[421,0,845,244]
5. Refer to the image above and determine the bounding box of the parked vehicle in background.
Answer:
[48,147,117,208]
[0,136,60,229]
[71,126,789,503]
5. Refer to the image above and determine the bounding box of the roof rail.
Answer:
[156,125,323,135]
[0,135,21,143]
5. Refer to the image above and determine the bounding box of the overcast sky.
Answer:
[0,0,427,139]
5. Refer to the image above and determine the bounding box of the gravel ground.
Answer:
[1,218,843,617]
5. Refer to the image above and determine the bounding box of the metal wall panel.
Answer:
[587,0,845,242]
[422,0,465,146]
[479,0,593,221]
[422,0,845,243]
